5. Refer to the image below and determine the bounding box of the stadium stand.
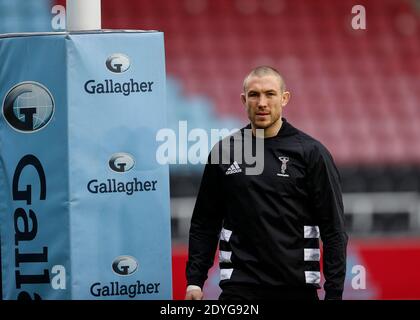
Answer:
[87,0,420,166]
[0,0,51,33]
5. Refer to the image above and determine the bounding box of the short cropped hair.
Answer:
[243,66,286,93]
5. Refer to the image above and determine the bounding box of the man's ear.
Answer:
[282,91,291,107]
[241,93,246,105]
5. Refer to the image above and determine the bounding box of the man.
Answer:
[185,66,348,300]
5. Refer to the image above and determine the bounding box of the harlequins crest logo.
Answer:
[277,156,290,177]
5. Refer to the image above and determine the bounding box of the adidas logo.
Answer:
[226,161,242,175]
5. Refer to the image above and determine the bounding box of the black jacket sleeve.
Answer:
[307,142,348,300]
[186,157,225,288]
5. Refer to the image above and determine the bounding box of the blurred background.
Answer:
[1,0,420,300]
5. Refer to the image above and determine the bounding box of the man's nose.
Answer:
[258,95,268,107]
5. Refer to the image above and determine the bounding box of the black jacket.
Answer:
[186,119,348,299]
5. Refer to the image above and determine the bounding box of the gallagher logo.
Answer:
[2,82,55,132]
[106,53,130,73]
[112,256,138,276]
[84,53,154,96]
[109,153,135,173]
